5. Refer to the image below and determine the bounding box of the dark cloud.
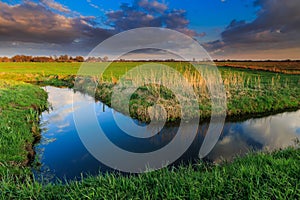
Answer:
[0,1,113,54]
[0,1,112,43]
[0,0,204,56]
[105,0,205,37]
[164,10,188,29]
[106,6,163,31]
[204,0,300,59]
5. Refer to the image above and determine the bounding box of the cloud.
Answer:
[204,0,300,59]
[0,0,203,56]
[40,0,70,13]
[208,109,300,162]
[242,110,300,150]
[0,1,113,53]
[137,0,168,14]
[105,0,205,37]
[89,3,100,10]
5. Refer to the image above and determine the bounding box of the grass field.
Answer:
[92,66,300,122]
[1,61,300,75]
[216,61,300,74]
[0,62,299,122]
[0,62,299,199]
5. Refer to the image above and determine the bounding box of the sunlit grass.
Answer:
[0,147,299,199]
[84,64,300,122]
[217,61,300,74]
[1,62,299,122]
[0,63,299,199]
[0,79,48,176]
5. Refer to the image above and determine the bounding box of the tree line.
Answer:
[0,55,85,62]
[2,55,298,63]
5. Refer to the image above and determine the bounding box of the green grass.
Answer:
[0,62,299,122]
[76,64,300,122]
[0,64,299,199]
[0,79,48,176]
[216,61,300,74]
[0,62,80,75]
[0,147,299,199]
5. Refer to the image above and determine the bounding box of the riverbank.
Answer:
[0,79,48,177]
[1,147,299,199]
[0,78,299,199]
[0,62,299,122]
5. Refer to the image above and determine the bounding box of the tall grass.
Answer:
[0,62,298,122]
[75,63,300,122]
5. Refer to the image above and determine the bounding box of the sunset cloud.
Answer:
[0,1,113,54]
[40,0,71,13]
[0,0,299,58]
[203,0,300,59]
[0,0,204,55]
[138,0,168,14]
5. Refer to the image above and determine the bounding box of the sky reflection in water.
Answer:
[33,86,300,182]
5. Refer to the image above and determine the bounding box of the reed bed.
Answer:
[73,63,300,122]
[0,62,299,122]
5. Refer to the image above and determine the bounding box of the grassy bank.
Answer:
[0,62,299,122]
[79,64,300,122]
[0,147,299,199]
[0,79,48,176]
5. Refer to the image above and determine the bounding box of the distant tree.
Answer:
[86,57,103,62]
[0,57,10,62]
[103,56,109,62]
[58,55,70,62]
[11,55,22,62]
[32,56,54,62]
[10,55,33,62]
[74,56,84,62]
[1,55,86,63]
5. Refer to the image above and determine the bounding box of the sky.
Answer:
[0,0,299,59]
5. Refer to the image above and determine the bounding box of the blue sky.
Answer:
[50,0,258,41]
[0,0,299,59]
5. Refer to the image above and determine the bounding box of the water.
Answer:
[33,86,300,182]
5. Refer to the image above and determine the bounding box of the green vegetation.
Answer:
[77,63,300,122]
[0,147,299,199]
[0,62,79,75]
[0,79,48,176]
[0,62,299,199]
[0,62,299,122]
[217,61,300,74]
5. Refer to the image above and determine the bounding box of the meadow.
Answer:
[0,61,299,199]
[0,62,299,122]
[216,61,300,74]
[93,64,300,122]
